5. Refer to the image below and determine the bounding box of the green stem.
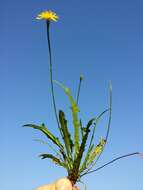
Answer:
[80,82,112,176]
[46,21,62,137]
[93,82,112,163]
[80,152,140,177]
[94,82,112,163]
[89,109,109,150]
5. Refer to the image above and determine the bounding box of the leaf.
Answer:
[59,110,74,157]
[23,123,66,160]
[54,80,80,158]
[79,109,109,174]
[69,118,95,178]
[24,123,63,149]
[87,109,109,154]
[39,153,67,168]
[34,139,63,159]
[79,119,84,139]
[79,144,94,173]
[86,138,106,168]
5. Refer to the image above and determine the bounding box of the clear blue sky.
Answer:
[1,0,143,190]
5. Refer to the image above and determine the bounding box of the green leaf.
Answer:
[24,123,63,149]
[23,123,66,160]
[87,109,109,153]
[86,138,106,168]
[34,139,63,159]
[39,153,67,168]
[79,119,84,139]
[79,144,94,173]
[69,118,95,179]
[59,110,74,156]
[54,80,80,158]
[79,109,109,174]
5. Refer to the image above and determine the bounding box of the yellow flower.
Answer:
[36,10,58,22]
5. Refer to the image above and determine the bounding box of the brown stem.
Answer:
[67,175,79,185]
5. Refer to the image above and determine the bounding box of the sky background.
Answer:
[1,0,143,190]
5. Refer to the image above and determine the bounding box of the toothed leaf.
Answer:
[39,153,67,168]
[69,118,95,178]
[59,110,74,156]
[54,80,80,158]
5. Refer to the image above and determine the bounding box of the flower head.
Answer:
[36,10,58,22]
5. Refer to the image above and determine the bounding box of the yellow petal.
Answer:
[36,10,59,22]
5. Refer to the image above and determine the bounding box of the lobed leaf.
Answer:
[39,153,67,168]
[69,118,95,179]
[54,80,80,158]
[59,110,74,167]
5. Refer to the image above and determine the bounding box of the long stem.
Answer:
[81,82,112,176]
[89,109,109,150]
[46,21,62,136]
[80,152,140,177]
[94,82,112,163]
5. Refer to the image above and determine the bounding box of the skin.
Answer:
[35,178,80,190]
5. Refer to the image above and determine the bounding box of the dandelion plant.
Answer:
[24,10,142,190]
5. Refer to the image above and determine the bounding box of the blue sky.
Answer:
[1,0,143,190]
